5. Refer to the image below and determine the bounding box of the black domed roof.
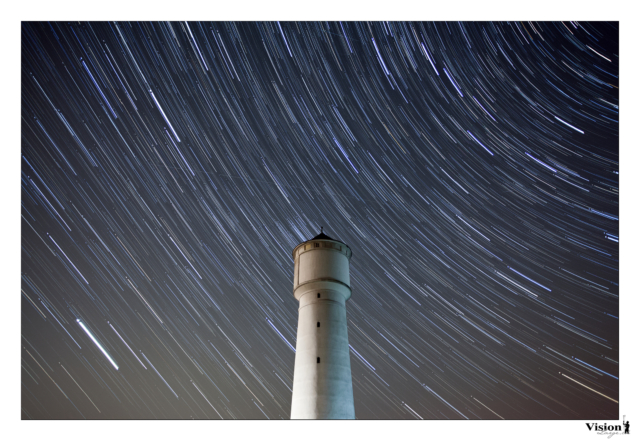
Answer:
[292,227,352,258]
[307,228,350,251]
[311,231,334,241]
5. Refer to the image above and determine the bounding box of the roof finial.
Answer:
[320,226,323,234]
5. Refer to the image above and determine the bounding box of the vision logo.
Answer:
[586,416,630,438]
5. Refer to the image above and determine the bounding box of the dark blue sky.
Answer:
[20,19,622,424]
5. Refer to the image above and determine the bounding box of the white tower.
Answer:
[290,228,355,419]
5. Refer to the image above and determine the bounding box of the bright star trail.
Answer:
[21,21,618,420]
[77,319,119,371]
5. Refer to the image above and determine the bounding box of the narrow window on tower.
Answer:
[315,243,319,248]
[317,357,320,363]
[317,322,320,327]
[317,293,321,298]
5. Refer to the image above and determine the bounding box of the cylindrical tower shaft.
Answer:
[290,232,355,419]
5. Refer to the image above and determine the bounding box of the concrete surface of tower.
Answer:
[290,228,355,419]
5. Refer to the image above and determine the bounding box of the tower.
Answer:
[290,228,355,419]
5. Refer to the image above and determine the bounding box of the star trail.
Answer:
[21,21,618,420]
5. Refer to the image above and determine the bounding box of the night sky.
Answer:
[21,21,619,420]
